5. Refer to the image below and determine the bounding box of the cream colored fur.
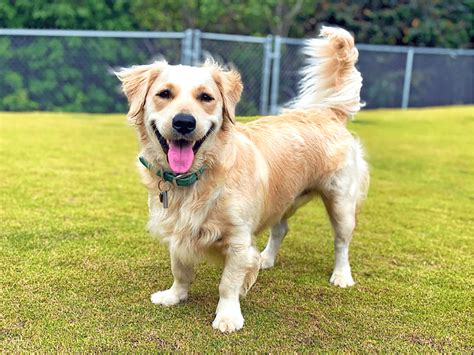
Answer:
[117,26,369,333]
[289,26,363,119]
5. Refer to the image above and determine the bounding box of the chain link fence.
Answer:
[1,29,473,116]
[193,31,272,115]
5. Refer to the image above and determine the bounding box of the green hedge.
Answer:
[1,1,471,48]
[0,0,472,113]
[0,36,182,113]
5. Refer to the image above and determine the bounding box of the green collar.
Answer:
[138,155,205,187]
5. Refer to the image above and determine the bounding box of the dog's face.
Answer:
[117,61,243,174]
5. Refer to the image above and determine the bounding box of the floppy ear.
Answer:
[209,63,243,124]
[115,62,164,125]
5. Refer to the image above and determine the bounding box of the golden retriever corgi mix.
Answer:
[116,26,369,332]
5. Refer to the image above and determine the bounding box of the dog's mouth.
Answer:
[150,121,215,174]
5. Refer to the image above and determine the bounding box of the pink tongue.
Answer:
[167,141,194,174]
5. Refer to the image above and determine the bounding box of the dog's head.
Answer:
[116,60,242,174]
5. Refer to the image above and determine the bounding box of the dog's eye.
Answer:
[198,93,214,102]
[157,89,171,99]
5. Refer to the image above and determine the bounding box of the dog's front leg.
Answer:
[151,246,194,306]
[213,242,260,333]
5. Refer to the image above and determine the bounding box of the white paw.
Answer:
[150,289,187,306]
[212,310,244,333]
[330,270,355,288]
[260,251,275,269]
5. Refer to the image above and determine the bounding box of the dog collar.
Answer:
[138,155,205,187]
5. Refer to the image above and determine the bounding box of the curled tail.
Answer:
[289,26,363,121]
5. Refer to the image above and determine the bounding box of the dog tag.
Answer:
[159,190,169,209]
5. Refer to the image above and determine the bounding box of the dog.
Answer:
[116,26,369,333]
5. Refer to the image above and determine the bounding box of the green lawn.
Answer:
[1,107,473,352]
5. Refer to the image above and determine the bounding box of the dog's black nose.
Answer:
[172,113,196,135]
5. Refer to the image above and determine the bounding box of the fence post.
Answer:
[181,29,193,65]
[269,36,282,114]
[402,48,415,109]
[192,29,202,65]
[259,35,273,115]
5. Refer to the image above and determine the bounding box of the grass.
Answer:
[1,106,473,352]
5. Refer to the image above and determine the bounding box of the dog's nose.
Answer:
[172,113,196,135]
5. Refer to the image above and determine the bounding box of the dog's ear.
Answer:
[209,62,243,125]
[115,62,165,125]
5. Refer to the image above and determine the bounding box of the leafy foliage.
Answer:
[0,36,183,112]
[0,0,471,113]
[1,0,471,47]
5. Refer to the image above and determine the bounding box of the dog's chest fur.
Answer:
[146,180,234,261]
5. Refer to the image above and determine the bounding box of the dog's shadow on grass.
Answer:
[114,244,340,331]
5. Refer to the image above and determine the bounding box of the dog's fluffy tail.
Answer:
[288,26,363,121]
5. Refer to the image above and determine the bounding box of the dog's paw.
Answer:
[212,310,244,333]
[260,251,275,269]
[150,289,187,306]
[330,270,355,288]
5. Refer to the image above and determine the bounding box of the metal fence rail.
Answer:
[1,28,473,115]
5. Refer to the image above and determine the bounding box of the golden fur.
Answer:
[116,26,369,333]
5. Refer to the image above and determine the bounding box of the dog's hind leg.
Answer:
[322,192,357,288]
[322,140,368,287]
[260,221,288,269]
